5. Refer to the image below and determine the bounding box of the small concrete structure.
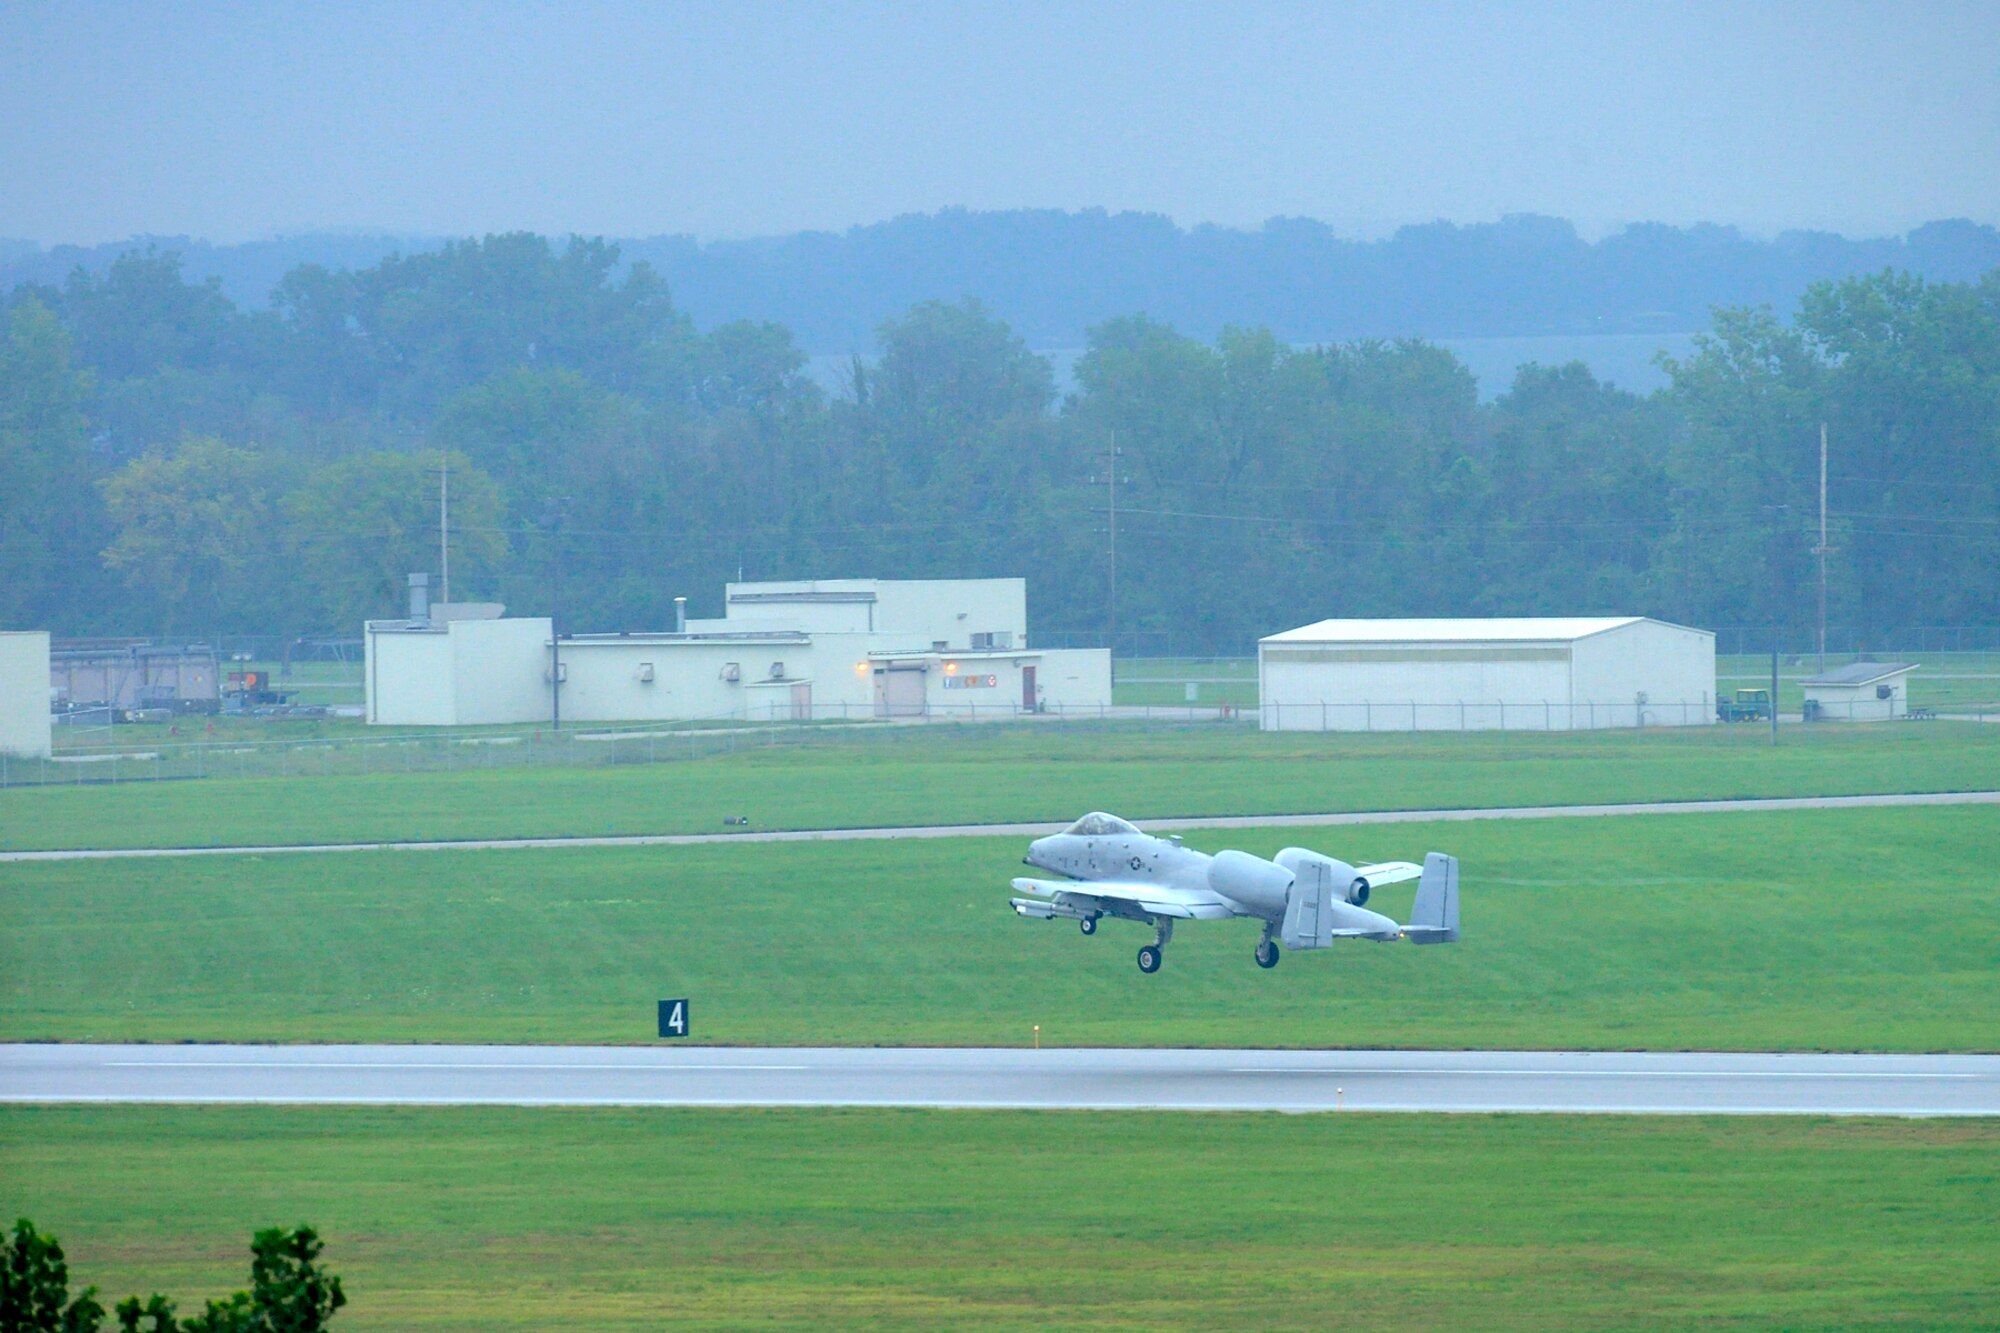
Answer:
[0,630,53,758]
[1259,616,1716,731]
[1801,662,1917,722]
[50,640,220,715]
[365,577,1110,726]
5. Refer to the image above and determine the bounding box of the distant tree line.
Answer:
[6,211,1997,350]
[1,234,1994,652]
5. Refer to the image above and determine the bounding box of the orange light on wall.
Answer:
[944,661,959,674]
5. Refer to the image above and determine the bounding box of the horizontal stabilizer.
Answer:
[1353,860,1423,888]
[1403,853,1460,944]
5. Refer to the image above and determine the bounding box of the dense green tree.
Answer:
[1,1219,343,1333]
[0,1218,105,1332]
[1656,305,1830,628]
[1797,270,2000,632]
[1478,362,1670,615]
[283,450,507,631]
[0,299,110,629]
[345,234,691,415]
[99,436,276,635]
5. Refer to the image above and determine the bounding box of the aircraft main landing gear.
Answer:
[1254,938,1280,969]
[1136,919,1173,974]
[1079,915,1099,936]
[1136,945,1162,973]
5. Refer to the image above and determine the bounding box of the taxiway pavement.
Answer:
[6,1045,1996,1115]
[4,789,1995,862]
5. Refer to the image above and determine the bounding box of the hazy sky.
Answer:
[3,0,1996,246]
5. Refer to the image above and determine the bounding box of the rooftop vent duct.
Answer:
[408,572,431,623]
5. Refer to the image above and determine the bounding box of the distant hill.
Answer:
[6,211,1995,352]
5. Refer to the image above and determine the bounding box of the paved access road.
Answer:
[6,1045,1996,1115]
[5,789,1996,863]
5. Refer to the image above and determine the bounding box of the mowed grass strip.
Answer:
[3,722,1996,851]
[4,806,1993,1049]
[4,1107,1994,1331]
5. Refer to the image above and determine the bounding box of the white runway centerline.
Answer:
[6,1045,1996,1115]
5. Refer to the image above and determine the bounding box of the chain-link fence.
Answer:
[8,706,1252,789]
[8,691,1989,790]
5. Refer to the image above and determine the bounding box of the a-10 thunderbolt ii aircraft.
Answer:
[1010,812,1459,973]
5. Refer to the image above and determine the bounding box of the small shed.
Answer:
[1801,662,1916,722]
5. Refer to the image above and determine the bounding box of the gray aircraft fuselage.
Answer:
[1026,828,1293,921]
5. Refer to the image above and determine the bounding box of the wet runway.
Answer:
[6,1045,1996,1115]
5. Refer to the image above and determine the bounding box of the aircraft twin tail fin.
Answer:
[1401,853,1460,944]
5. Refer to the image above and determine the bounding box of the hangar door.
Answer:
[874,666,927,718]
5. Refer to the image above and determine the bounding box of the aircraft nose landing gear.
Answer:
[1254,938,1280,969]
[1136,919,1173,974]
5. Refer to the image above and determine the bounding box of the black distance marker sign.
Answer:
[658,998,690,1039]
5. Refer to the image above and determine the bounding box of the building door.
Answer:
[875,667,927,718]
[1021,665,1037,713]
[790,682,812,722]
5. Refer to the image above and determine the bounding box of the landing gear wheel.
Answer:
[1255,939,1280,969]
[1079,915,1098,936]
[1136,945,1163,974]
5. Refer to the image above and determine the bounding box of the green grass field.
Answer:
[5,1106,1993,1331]
[5,805,1993,1049]
[5,721,1995,852]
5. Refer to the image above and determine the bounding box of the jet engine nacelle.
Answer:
[1275,848,1371,906]
[1207,849,1294,916]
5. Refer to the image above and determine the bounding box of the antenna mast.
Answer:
[1106,435,1120,655]
[1816,423,1829,672]
[439,452,450,608]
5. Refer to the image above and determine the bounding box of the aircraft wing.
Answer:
[1353,861,1424,887]
[1011,876,1239,920]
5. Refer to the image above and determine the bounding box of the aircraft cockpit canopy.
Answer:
[1065,812,1139,837]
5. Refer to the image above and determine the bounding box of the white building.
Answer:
[1259,617,1715,731]
[1801,662,1916,722]
[0,631,53,758]
[365,577,1109,726]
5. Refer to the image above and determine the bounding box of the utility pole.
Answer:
[542,497,570,731]
[1815,423,1830,673]
[438,452,450,608]
[1107,435,1119,657]
[1089,437,1131,656]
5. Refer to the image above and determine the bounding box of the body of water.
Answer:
[808,331,1701,404]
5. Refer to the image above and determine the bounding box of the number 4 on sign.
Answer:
[658,998,690,1039]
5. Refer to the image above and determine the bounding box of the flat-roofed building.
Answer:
[0,630,52,758]
[364,577,1107,726]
